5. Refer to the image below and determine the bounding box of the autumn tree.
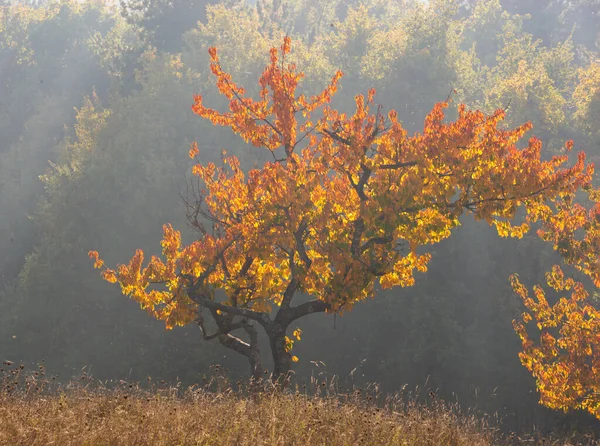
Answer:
[90,37,592,384]
[512,183,600,419]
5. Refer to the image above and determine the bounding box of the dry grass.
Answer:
[0,363,594,445]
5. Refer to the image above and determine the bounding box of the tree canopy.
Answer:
[91,37,593,387]
[512,183,600,419]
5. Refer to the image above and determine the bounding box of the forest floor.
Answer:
[0,363,595,445]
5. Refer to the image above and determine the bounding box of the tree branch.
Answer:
[196,312,247,341]
[360,234,393,254]
[280,278,300,311]
[217,329,263,379]
[465,183,553,209]
[351,217,365,257]
[355,163,372,200]
[188,292,270,326]
[321,128,352,146]
[283,299,331,325]
[294,218,312,268]
[241,320,260,352]
[379,160,417,170]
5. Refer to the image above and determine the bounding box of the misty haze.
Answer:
[1,0,599,444]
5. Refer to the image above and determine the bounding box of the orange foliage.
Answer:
[512,180,600,419]
[90,39,592,377]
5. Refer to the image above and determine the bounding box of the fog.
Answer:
[0,0,598,437]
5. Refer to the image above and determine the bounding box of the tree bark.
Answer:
[217,330,264,381]
[267,299,332,386]
[268,323,293,386]
[193,292,331,387]
[197,306,266,382]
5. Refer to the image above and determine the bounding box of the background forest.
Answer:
[0,0,599,437]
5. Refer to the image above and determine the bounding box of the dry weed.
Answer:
[0,363,595,445]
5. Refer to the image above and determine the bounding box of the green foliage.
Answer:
[12,46,239,381]
[0,0,114,301]
[119,0,216,51]
[572,60,600,160]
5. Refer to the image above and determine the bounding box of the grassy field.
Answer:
[0,363,595,445]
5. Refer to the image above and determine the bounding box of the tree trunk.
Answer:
[266,299,331,387]
[191,291,330,387]
[210,317,265,382]
[217,332,264,381]
[268,323,293,387]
